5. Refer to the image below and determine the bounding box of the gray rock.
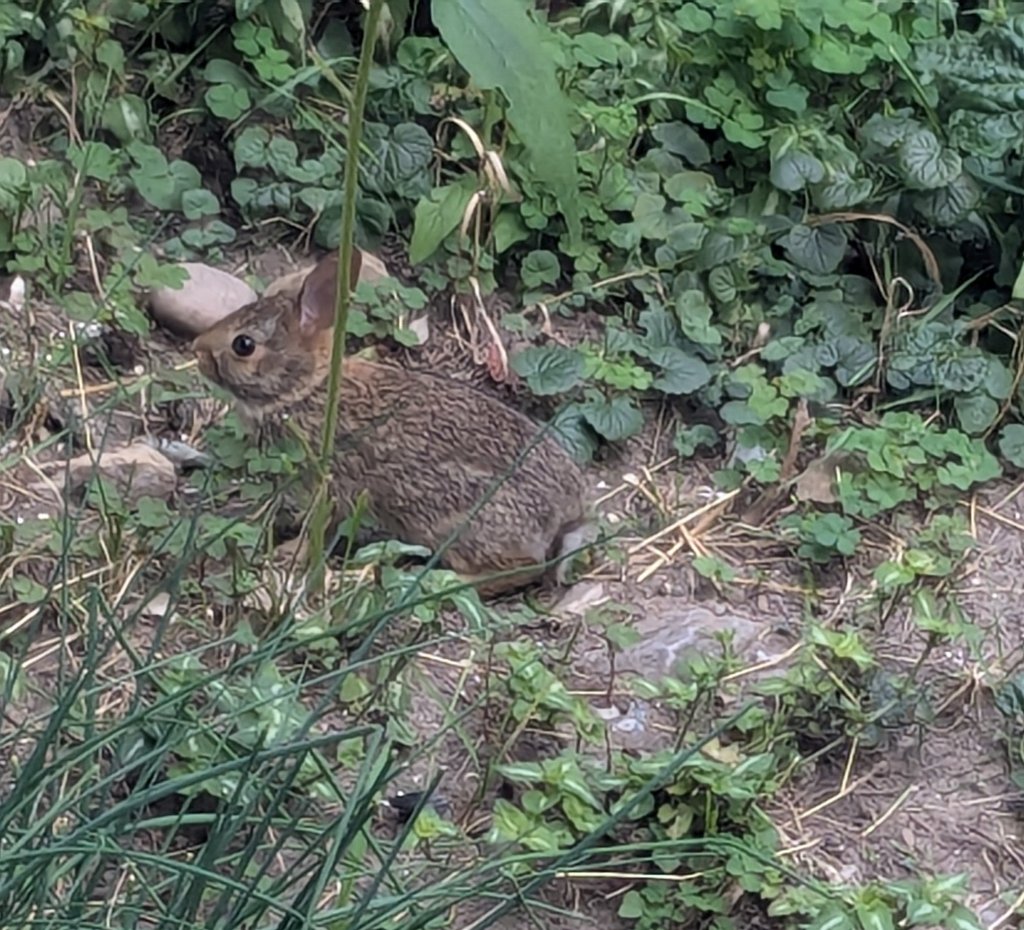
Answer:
[147,263,256,338]
[65,441,177,504]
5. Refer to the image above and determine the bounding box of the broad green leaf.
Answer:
[765,82,808,113]
[581,395,644,441]
[95,38,125,74]
[67,141,120,182]
[205,83,250,120]
[267,136,300,176]
[234,126,270,169]
[675,289,722,345]
[855,901,895,930]
[511,345,584,395]
[707,265,738,304]
[648,346,712,394]
[809,36,873,74]
[942,905,985,930]
[492,210,530,252]
[899,128,962,190]
[913,174,980,226]
[181,189,221,219]
[365,121,434,194]
[409,178,476,263]
[770,149,825,191]
[651,121,710,166]
[632,192,670,239]
[0,157,28,214]
[101,94,150,143]
[617,890,645,920]
[812,168,874,210]
[999,424,1024,468]
[806,905,856,930]
[782,223,847,275]
[954,393,999,435]
[521,249,560,288]
[675,3,713,32]
[985,358,1014,399]
[550,405,598,462]
[433,0,582,243]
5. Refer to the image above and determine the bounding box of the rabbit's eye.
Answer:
[232,334,256,357]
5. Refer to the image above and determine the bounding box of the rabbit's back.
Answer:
[334,359,586,578]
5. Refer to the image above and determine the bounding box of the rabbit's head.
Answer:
[192,250,361,419]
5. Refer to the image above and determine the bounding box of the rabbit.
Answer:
[192,251,592,597]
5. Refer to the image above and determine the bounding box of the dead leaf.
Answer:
[793,452,856,505]
[485,341,510,383]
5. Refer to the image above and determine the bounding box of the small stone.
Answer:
[147,263,257,338]
[64,441,178,504]
[140,592,175,620]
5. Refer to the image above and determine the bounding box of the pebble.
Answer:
[147,262,257,338]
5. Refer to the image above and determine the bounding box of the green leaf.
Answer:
[67,141,120,182]
[205,82,251,120]
[520,249,560,288]
[942,906,984,930]
[581,395,644,441]
[913,174,980,226]
[676,2,714,32]
[0,157,28,214]
[632,192,670,240]
[651,121,710,166]
[648,346,712,394]
[409,179,476,264]
[675,288,722,345]
[492,210,530,252]
[782,223,847,275]
[267,136,300,175]
[770,149,825,192]
[95,38,125,74]
[101,94,151,143]
[550,405,598,462]
[234,126,269,169]
[806,905,856,930]
[433,0,582,243]
[128,147,202,212]
[898,129,963,190]
[674,423,718,457]
[181,189,221,220]
[855,901,895,930]
[365,121,434,193]
[617,890,646,920]
[999,424,1024,468]
[953,393,998,435]
[511,346,584,395]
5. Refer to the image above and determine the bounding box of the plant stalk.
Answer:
[307,0,385,591]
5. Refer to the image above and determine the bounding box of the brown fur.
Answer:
[192,252,588,597]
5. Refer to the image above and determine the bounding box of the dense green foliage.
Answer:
[3,0,1024,487]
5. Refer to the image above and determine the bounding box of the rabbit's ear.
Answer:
[298,248,364,335]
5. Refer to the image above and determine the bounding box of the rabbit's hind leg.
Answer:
[443,548,547,598]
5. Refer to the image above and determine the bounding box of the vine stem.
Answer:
[308,0,385,592]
